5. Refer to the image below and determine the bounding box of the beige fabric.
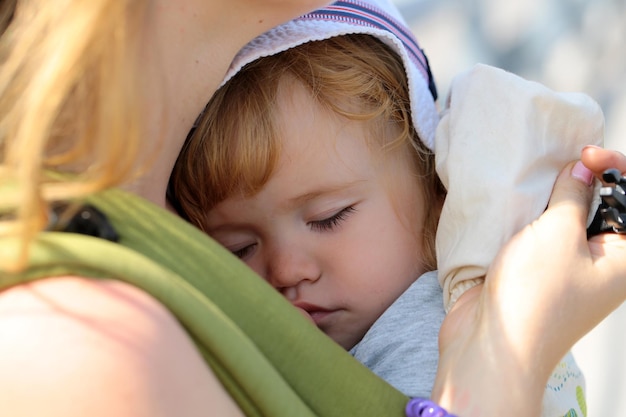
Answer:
[435,63,604,311]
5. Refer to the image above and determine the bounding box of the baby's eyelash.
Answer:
[309,206,356,232]
[231,244,256,260]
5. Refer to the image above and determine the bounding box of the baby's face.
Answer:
[204,79,428,350]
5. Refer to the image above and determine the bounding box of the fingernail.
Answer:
[571,160,594,186]
[582,144,601,152]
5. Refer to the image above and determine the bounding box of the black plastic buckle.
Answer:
[587,168,626,237]
[47,202,119,242]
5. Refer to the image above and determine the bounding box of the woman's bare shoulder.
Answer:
[0,276,244,417]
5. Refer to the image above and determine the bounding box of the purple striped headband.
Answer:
[222,0,440,149]
[302,1,437,101]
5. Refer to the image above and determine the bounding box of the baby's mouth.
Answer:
[293,302,335,326]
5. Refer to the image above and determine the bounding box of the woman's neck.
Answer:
[130,0,331,207]
[126,2,241,207]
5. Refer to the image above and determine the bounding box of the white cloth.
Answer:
[435,63,604,311]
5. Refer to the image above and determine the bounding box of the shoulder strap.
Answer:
[0,188,408,417]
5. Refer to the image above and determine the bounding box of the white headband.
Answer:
[222,0,440,149]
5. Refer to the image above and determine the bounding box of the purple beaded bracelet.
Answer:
[405,398,459,417]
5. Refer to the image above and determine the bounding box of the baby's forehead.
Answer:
[275,74,362,117]
[273,77,393,150]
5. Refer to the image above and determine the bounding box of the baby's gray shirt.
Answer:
[349,270,444,398]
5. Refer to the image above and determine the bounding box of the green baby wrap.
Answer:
[0,188,408,416]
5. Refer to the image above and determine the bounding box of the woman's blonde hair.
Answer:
[0,0,146,270]
[170,34,445,269]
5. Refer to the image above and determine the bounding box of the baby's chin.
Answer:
[293,306,363,350]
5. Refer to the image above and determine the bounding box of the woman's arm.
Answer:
[433,148,626,417]
[0,277,244,417]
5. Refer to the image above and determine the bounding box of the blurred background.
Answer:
[391,0,626,415]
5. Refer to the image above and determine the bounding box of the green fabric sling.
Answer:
[0,187,409,416]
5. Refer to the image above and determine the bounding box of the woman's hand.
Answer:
[432,147,626,417]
